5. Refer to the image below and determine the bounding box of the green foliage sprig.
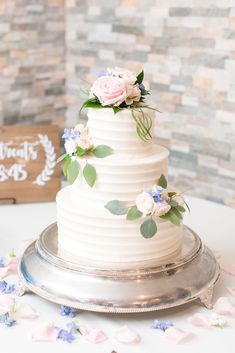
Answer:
[58,144,112,187]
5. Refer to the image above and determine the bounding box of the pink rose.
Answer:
[91,76,127,106]
[125,84,141,105]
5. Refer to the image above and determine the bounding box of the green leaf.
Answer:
[168,192,177,197]
[171,207,183,219]
[168,199,179,207]
[140,219,157,238]
[126,205,143,220]
[135,70,144,84]
[158,174,167,189]
[160,210,181,226]
[112,106,122,114]
[83,163,96,187]
[62,157,71,177]
[184,200,191,213]
[93,145,113,158]
[176,205,186,213]
[67,160,80,184]
[57,153,67,163]
[76,146,86,157]
[104,200,128,215]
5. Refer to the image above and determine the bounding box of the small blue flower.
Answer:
[0,257,6,267]
[66,321,80,334]
[62,128,81,144]
[57,328,76,343]
[151,319,174,331]
[0,280,15,294]
[0,313,16,327]
[149,186,166,205]
[62,128,72,141]
[60,305,77,318]
[97,70,113,78]
[139,83,145,90]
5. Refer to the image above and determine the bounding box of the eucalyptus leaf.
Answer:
[171,207,183,219]
[93,145,113,158]
[126,205,143,220]
[104,200,127,215]
[140,219,157,238]
[67,160,80,184]
[57,153,67,163]
[76,146,86,157]
[62,157,71,177]
[135,70,144,84]
[158,174,167,189]
[83,163,96,187]
[176,205,186,213]
[168,199,179,207]
[160,210,181,226]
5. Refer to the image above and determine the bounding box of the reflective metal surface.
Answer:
[18,223,220,313]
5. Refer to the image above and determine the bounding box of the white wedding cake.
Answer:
[56,68,186,269]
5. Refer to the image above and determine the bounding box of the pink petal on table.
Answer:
[163,327,192,344]
[221,262,235,276]
[5,257,19,273]
[0,267,12,279]
[31,322,58,342]
[80,325,107,343]
[227,288,235,297]
[114,326,141,344]
[0,295,15,315]
[213,251,221,259]
[187,313,209,327]
[12,303,39,320]
[213,297,235,316]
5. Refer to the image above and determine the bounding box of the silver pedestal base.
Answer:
[18,223,220,313]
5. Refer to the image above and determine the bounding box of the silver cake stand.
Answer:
[17,223,220,313]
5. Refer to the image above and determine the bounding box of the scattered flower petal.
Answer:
[60,305,77,318]
[227,288,235,297]
[151,319,174,331]
[0,280,15,294]
[187,313,209,327]
[0,257,6,267]
[12,303,38,320]
[0,295,15,315]
[114,326,141,344]
[81,325,108,343]
[66,321,81,334]
[209,314,227,328]
[163,327,192,344]
[213,297,235,316]
[221,262,235,276]
[31,322,58,342]
[57,328,76,343]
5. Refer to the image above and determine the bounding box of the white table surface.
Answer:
[0,195,235,353]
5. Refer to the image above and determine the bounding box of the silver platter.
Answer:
[18,223,220,313]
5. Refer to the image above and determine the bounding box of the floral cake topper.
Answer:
[105,175,189,238]
[81,67,159,142]
[57,124,112,187]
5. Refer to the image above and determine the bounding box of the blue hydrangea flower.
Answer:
[149,186,166,205]
[57,328,76,343]
[0,280,15,294]
[97,70,113,77]
[0,257,6,267]
[0,313,16,327]
[151,319,174,331]
[60,305,77,318]
[62,128,81,144]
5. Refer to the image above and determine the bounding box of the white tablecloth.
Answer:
[0,196,235,353]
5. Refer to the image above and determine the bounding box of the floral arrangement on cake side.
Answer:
[81,67,159,142]
[105,175,189,238]
[57,124,112,187]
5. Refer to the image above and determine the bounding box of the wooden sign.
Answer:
[0,125,61,204]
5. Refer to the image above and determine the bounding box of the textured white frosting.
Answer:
[56,108,183,269]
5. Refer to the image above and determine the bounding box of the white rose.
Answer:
[154,204,171,217]
[64,139,77,155]
[109,67,136,85]
[135,192,155,216]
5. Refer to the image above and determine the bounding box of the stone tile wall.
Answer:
[0,0,66,126]
[65,0,235,205]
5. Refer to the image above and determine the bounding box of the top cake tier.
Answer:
[87,108,155,157]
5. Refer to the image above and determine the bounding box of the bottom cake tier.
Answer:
[56,185,183,269]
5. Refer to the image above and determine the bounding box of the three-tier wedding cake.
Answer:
[56,68,187,269]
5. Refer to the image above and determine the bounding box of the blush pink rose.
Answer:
[91,76,127,106]
[125,84,141,105]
